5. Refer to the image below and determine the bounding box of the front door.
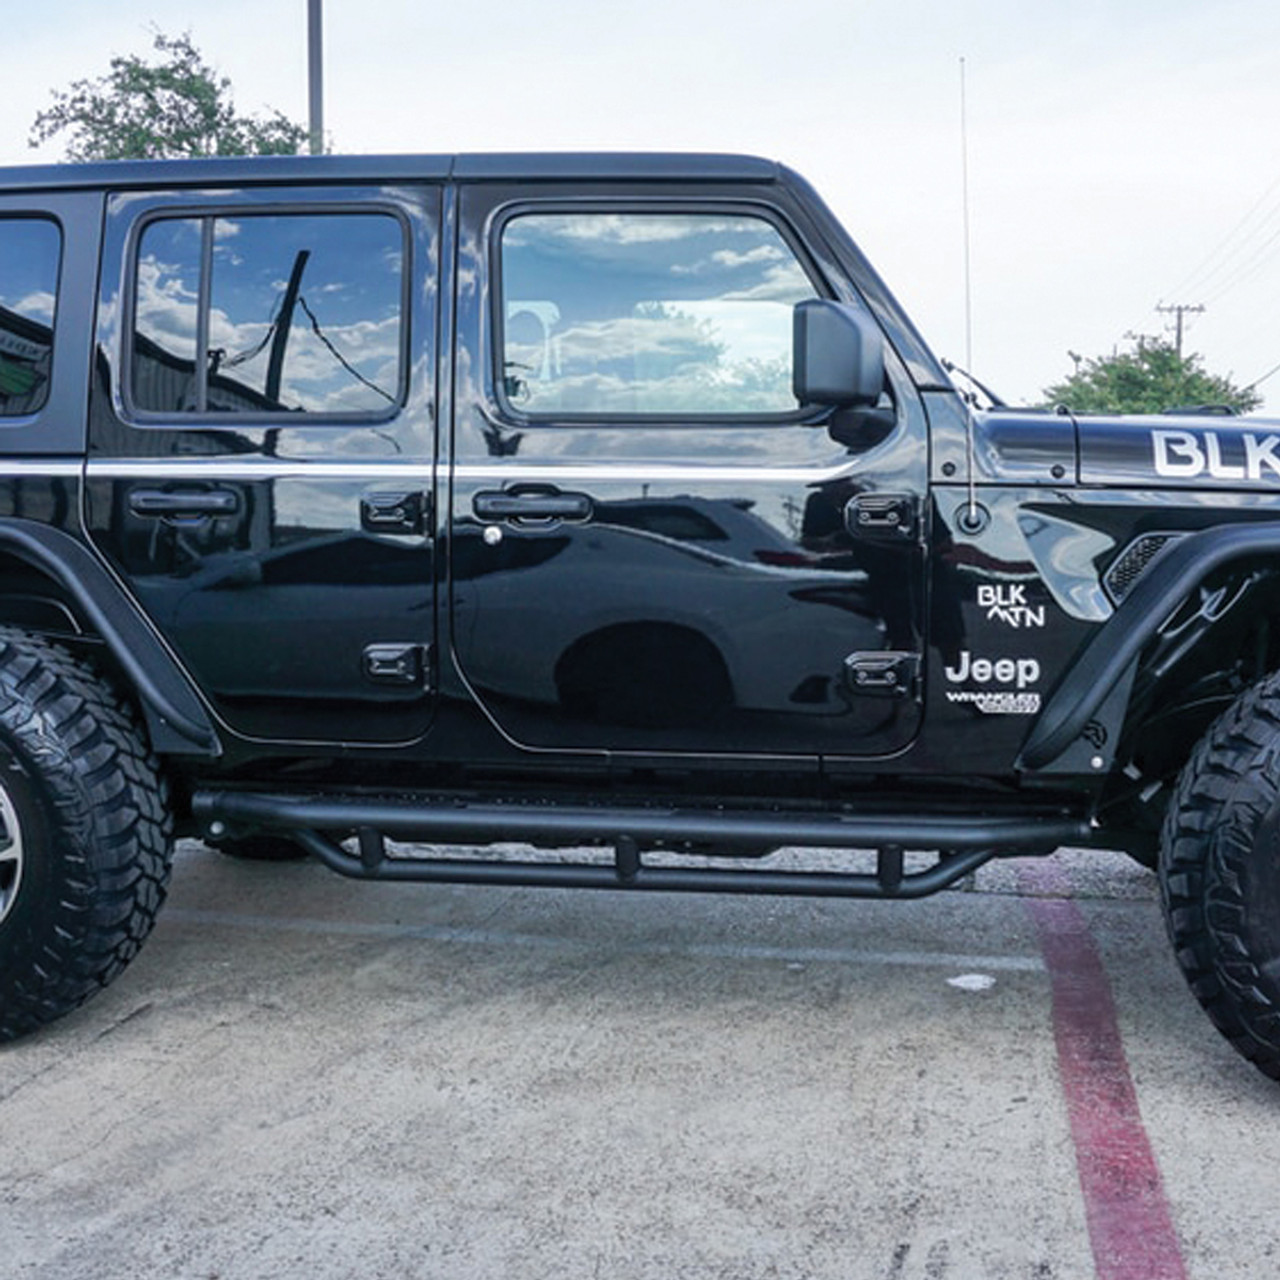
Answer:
[449,185,927,759]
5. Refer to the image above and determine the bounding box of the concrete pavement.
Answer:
[2,840,1277,1279]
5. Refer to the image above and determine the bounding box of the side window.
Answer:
[499,211,818,418]
[132,210,405,417]
[0,218,61,416]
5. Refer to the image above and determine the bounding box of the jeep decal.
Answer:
[942,650,1043,716]
[944,651,1041,689]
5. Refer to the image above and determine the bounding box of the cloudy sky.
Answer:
[7,0,1280,409]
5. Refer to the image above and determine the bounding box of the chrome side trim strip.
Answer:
[84,459,856,484]
[451,462,858,484]
[0,461,83,477]
[86,460,433,480]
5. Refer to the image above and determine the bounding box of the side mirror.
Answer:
[793,300,884,408]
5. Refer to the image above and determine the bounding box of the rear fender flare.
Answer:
[0,519,219,755]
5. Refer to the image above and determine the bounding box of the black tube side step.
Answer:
[289,828,995,900]
[192,790,1091,902]
[193,789,1088,854]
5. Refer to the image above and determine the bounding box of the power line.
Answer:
[1200,220,1280,305]
[1244,357,1280,393]
[1167,169,1280,301]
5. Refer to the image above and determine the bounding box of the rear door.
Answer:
[85,182,441,745]
[449,179,928,759]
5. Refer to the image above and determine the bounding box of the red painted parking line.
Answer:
[1020,862,1188,1280]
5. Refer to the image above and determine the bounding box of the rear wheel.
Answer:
[1160,672,1280,1081]
[0,629,173,1042]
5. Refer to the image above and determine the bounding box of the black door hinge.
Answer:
[844,651,920,699]
[363,643,430,687]
[361,491,430,535]
[846,493,920,541]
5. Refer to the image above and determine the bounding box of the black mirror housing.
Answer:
[793,300,884,407]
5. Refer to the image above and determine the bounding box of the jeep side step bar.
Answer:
[191,791,1091,901]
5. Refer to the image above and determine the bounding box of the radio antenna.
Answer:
[960,56,974,375]
[958,56,981,530]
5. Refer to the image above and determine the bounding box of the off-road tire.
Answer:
[0,628,173,1042]
[1160,672,1280,1081]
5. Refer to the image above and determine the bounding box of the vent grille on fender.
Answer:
[1104,532,1187,605]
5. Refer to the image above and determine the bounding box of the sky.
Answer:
[7,0,1280,410]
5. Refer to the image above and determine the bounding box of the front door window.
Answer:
[499,212,816,418]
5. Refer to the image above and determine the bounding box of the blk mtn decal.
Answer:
[978,585,1045,629]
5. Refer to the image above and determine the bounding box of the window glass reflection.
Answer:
[133,211,405,416]
[134,218,201,412]
[209,214,402,414]
[0,218,61,416]
[500,213,816,417]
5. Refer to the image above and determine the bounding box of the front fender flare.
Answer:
[1019,521,1280,770]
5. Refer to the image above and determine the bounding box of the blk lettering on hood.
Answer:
[1153,429,1280,482]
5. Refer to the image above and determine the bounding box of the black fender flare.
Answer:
[1019,521,1280,770]
[0,519,219,755]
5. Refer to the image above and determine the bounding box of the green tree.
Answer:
[1042,339,1261,415]
[29,31,307,161]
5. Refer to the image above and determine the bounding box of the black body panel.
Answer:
[0,149,1271,806]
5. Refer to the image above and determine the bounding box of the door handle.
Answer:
[129,489,240,517]
[472,490,593,523]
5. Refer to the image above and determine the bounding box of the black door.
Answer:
[85,184,441,745]
[449,185,927,759]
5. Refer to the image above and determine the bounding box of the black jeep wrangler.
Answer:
[1,152,1277,1079]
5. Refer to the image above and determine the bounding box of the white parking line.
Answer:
[163,907,1045,972]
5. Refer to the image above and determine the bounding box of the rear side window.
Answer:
[0,218,61,416]
[131,210,405,418]
[498,211,817,418]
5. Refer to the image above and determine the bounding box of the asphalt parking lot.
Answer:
[3,839,1279,1280]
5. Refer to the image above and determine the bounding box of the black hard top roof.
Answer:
[0,152,781,194]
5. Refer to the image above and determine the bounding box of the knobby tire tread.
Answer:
[0,628,172,1041]
[1160,672,1280,1081]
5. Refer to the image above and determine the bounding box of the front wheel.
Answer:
[0,630,173,1042]
[1160,672,1280,1081]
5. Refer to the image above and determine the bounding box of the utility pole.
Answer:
[308,0,324,155]
[1156,302,1205,360]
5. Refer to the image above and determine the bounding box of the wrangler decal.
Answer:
[944,690,1041,715]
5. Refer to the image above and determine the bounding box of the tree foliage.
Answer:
[1042,339,1261,415]
[29,31,307,162]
